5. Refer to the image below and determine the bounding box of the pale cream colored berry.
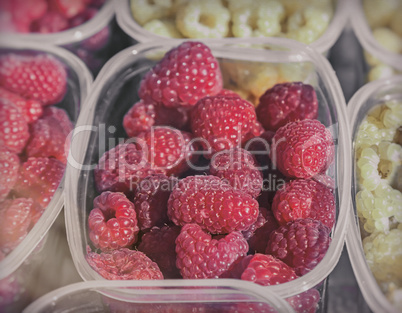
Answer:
[281,0,332,16]
[382,101,402,129]
[368,64,396,82]
[373,27,402,54]
[363,0,401,29]
[131,0,174,26]
[175,0,230,38]
[143,18,183,38]
[390,8,402,37]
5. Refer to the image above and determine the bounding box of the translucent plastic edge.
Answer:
[345,75,402,313]
[115,0,347,54]
[0,41,93,280]
[0,1,114,46]
[350,0,402,71]
[64,37,350,298]
[23,280,295,313]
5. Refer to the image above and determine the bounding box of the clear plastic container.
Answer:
[23,280,295,313]
[0,41,92,312]
[115,0,348,54]
[0,1,129,75]
[346,75,402,313]
[350,0,402,82]
[65,38,351,310]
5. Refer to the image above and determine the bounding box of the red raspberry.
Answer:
[88,191,139,251]
[68,7,97,28]
[0,148,19,202]
[210,148,263,198]
[241,254,298,286]
[49,0,86,18]
[270,119,334,179]
[243,207,279,254]
[175,223,248,279]
[0,198,38,254]
[8,0,48,33]
[168,175,259,234]
[26,107,73,164]
[13,157,65,208]
[30,11,69,33]
[266,218,331,276]
[0,101,29,154]
[0,53,67,106]
[86,247,164,280]
[191,95,263,157]
[139,41,222,108]
[220,255,253,279]
[256,82,318,132]
[286,288,320,313]
[94,143,160,196]
[123,100,189,138]
[0,87,42,123]
[137,126,197,176]
[137,225,181,279]
[272,179,336,229]
[133,174,174,231]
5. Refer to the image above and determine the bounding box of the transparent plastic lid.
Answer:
[116,0,348,54]
[0,40,93,280]
[65,37,351,299]
[346,75,402,313]
[0,1,114,46]
[350,0,402,71]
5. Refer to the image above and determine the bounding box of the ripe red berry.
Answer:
[175,223,248,279]
[26,107,73,164]
[266,218,331,276]
[133,174,173,231]
[137,225,181,279]
[0,148,19,202]
[0,53,67,106]
[94,143,161,196]
[256,82,318,132]
[13,157,65,208]
[220,255,253,279]
[49,0,86,19]
[272,179,336,229]
[270,119,334,179]
[286,288,320,313]
[30,11,69,33]
[88,191,139,251]
[240,254,298,286]
[191,95,263,157]
[210,148,263,198]
[86,248,164,280]
[123,100,189,138]
[0,87,42,124]
[0,101,29,154]
[139,41,222,108]
[137,126,197,176]
[7,0,48,33]
[168,175,259,234]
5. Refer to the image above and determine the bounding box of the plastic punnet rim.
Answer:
[65,37,351,298]
[350,0,402,71]
[115,0,348,54]
[0,1,114,46]
[0,41,92,280]
[346,75,402,313]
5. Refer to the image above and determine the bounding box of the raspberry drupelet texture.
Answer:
[133,174,173,231]
[88,191,139,251]
[256,82,318,132]
[175,223,248,279]
[0,148,19,202]
[26,106,73,164]
[86,248,164,280]
[272,178,336,229]
[240,254,298,286]
[137,225,182,279]
[270,119,334,179]
[0,87,43,124]
[266,218,331,276]
[191,95,263,157]
[286,288,320,313]
[13,157,65,208]
[220,255,253,279]
[210,148,263,198]
[136,126,198,176]
[0,101,29,154]
[0,53,67,105]
[139,41,222,108]
[167,175,259,234]
[94,143,161,196]
[123,100,189,138]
